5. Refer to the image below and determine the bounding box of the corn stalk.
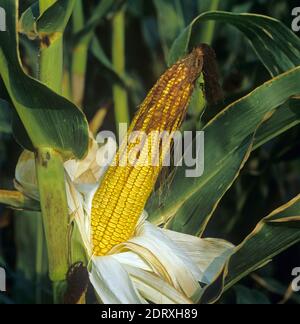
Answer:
[35,0,71,302]
[112,8,130,132]
[0,0,89,303]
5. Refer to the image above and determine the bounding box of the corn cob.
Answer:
[91,47,205,256]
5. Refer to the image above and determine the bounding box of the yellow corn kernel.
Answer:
[91,48,205,256]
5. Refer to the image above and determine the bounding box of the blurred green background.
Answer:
[1,0,300,304]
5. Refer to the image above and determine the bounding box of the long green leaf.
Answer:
[199,194,300,304]
[168,11,300,73]
[148,11,300,235]
[91,37,126,85]
[148,67,300,234]
[176,11,300,149]
[254,100,300,149]
[0,0,88,159]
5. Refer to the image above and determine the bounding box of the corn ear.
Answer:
[91,48,205,256]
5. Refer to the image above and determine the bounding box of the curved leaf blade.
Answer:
[0,0,89,159]
[199,194,300,304]
[148,67,300,234]
[148,11,300,235]
[168,11,300,75]
[19,0,75,41]
[37,0,75,35]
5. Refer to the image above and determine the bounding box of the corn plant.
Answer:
[0,0,300,304]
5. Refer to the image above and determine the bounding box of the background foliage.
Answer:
[0,0,300,304]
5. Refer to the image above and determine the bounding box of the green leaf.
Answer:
[12,111,34,151]
[147,11,300,235]
[153,0,185,59]
[91,37,126,85]
[148,67,300,234]
[0,0,89,159]
[168,11,300,73]
[20,0,76,41]
[199,194,300,304]
[19,1,40,39]
[254,100,300,149]
[90,37,138,100]
[37,0,75,35]
[91,37,114,71]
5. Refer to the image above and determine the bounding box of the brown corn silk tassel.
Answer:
[91,47,205,256]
